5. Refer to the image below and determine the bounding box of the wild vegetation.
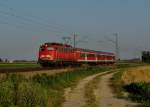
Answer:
[0,74,48,107]
[124,82,150,103]
[0,66,110,107]
[111,64,150,106]
[0,63,147,107]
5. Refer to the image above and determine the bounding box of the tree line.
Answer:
[142,51,150,62]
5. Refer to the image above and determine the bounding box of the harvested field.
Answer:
[17,68,73,77]
[122,65,150,84]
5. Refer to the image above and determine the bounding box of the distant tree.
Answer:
[0,58,3,62]
[4,59,9,63]
[142,51,150,62]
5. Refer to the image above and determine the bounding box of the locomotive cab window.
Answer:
[87,54,95,57]
[40,47,45,51]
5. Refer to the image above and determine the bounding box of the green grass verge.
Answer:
[32,66,111,107]
[110,69,126,97]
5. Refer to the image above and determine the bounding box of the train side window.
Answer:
[102,55,105,59]
[58,48,63,52]
[66,48,69,53]
[80,53,86,57]
[63,48,67,53]
[113,56,115,59]
[68,48,71,52]
[98,55,101,58]
[57,48,60,52]
[62,48,64,52]
[87,54,95,57]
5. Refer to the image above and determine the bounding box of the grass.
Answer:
[0,74,48,107]
[32,66,111,107]
[110,63,145,97]
[0,62,145,107]
[110,69,126,97]
[0,66,110,107]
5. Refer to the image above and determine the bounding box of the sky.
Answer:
[0,0,150,60]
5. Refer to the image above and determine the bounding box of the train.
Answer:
[38,42,115,67]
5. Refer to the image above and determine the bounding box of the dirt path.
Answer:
[62,72,109,107]
[63,71,138,107]
[95,72,137,107]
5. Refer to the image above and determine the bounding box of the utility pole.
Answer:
[73,33,77,48]
[62,36,71,45]
[103,33,119,61]
[113,33,119,61]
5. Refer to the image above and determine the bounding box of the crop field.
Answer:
[122,65,150,84]
[0,62,43,73]
[0,62,41,69]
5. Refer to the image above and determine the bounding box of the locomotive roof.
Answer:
[43,42,114,56]
[44,42,72,47]
[77,48,114,55]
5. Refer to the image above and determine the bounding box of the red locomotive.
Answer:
[38,42,115,67]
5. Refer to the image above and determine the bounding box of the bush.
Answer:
[124,82,150,102]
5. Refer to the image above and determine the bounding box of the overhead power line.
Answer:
[0,10,67,34]
[0,3,67,31]
[0,3,70,35]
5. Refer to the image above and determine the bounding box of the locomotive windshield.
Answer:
[47,47,54,51]
[40,47,54,51]
[40,47,45,51]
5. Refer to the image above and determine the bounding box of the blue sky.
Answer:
[0,0,150,60]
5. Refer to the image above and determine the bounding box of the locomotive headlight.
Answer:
[46,55,51,57]
[41,55,45,57]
